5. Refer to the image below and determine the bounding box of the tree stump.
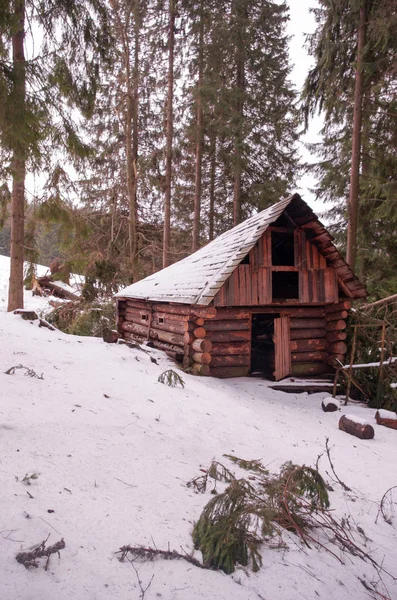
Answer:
[339,415,374,439]
[321,397,340,412]
[375,410,397,430]
[103,328,119,344]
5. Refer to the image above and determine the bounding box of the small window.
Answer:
[272,271,299,300]
[272,231,295,266]
[241,253,250,265]
[141,314,148,321]
[158,317,164,324]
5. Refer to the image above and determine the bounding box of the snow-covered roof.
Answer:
[116,193,367,305]
[116,194,293,305]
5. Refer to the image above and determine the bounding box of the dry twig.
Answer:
[16,536,65,570]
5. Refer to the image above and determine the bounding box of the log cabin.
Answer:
[115,194,367,380]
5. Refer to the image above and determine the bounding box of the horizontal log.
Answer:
[210,355,251,368]
[322,399,340,412]
[249,307,326,318]
[325,301,351,312]
[311,231,334,245]
[123,331,146,344]
[192,352,212,365]
[204,320,250,332]
[326,320,347,331]
[290,328,326,340]
[214,308,251,320]
[290,318,325,330]
[191,338,213,353]
[142,338,186,356]
[153,311,190,323]
[290,338,328,352]
[326,331,347,342]
[339,415,374,439]
[195,317,205,326]
[207,330,251,343]
[191,363,210,376]
[375,412,397,430]
[326,310,348,321]
[328,341,347,355]
[124,307,151,318]
[209,366,250,378]
[124,314,185,335]
[291,351,328,363]
[153,303,217,319]
[291,362,331,376]
[211,342,250,356]
[122,321,185,347]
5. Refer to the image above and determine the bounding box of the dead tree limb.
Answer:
[16,537,65,570]
[116,545,214,570]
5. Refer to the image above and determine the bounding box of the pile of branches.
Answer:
[346,298,397,410]
[190,457,393,577]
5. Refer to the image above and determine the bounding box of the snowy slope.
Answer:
[1,257,397,600]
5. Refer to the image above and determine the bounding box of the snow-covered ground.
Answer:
[1,255,397,600]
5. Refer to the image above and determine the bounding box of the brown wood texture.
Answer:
[325,301,351,312]
[328,341,347,354]
[204,319,250,332]
[290,318,326,330]
[339,415,374,439]
[327,353,345,365]
[291,351,328,363]
[210,354,251,368]
[375,412,397,430]
[192,352,212,365]
[209,366,250,378]
[212,308,251,319]
[121,321,185,347]
[290,328,327,340]
[327,310,348,321]
[291,362,330,376]
[191,363,210,376]
[326,331,347,342]
[191,338,212,353]
[326,320,347,331]
[290,338,328,352]
[210,342,250,356]
[274,315,291,380]
[207,330,251,343]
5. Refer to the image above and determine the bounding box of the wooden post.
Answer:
[379,322,386,382]
[345,325,357,405]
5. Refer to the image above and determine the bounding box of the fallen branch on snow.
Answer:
[16,536,65,570]
[116,545,212,570]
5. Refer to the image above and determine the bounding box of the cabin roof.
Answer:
[116,193,367,305]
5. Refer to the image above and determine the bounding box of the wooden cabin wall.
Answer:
[214,228,339,307]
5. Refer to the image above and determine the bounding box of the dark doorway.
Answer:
[250,314,276,378]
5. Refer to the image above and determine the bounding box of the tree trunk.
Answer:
[232,0,246,227]
[163,0,175,268]
[346,5,366,269]
[8,0,26,312]
[192,1,204,252]
[208,132,216,241]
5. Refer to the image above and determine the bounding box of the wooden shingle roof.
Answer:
[116,193,366,305]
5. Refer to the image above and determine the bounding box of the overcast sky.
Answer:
[285,0,324,212]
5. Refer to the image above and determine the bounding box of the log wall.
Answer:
[116,298,351,380]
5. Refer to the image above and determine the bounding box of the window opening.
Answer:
[241,253,250,265]
[141,314,148,321]
[271,231,295,266]
[158,317,164,324]
[272,271,299,300]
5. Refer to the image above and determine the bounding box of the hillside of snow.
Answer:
[1,255,397,600]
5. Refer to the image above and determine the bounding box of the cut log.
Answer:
[164,350,184,363]
[290,328,326,340]
[192,352,212,365]
[203,320,250,332]
[325,301,351,312]
[13,309,38,320]
[124,331,146,344]
[151,319,185,335]
[326,320,347,331]
[153,303,217,319]
[326,331,347,342]
[327,311,348,321]
[103,328,119,344]
[211,342,250,356]
[321,398,340,412]
[207,330,251,343]
[375,411,397,430]
[290,338,328,352]
[291,351,328,363]
[328,341,347,355]
[191,338,213,353]
[339,415,375,440]
[195,317,204,326]
[209,366,250,378]
[290,318,325,330]
[124,307,151,319]
[210,355,250,368]
[154,311,190,323]
[36,277,80,301]
[121,321,148,336]
[250,307,325,318]
[121,321,185,347]
[193,326,206,339]
[327,353,345,365]
[191,363,210,376]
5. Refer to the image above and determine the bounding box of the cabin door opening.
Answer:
[250,313,291,381]
[250,314,275,377]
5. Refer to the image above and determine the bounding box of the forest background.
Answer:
[0,0,396,312]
